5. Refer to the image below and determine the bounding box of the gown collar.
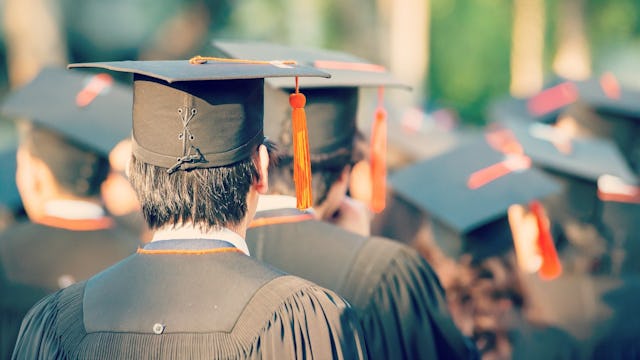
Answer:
[151,224,250,256]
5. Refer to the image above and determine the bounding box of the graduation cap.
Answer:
[490,120,637,225]
[213,40,410,212]
[1,66,133,156]
[573,74,640,174]
[487,78,578,124]
[69,57,330,209]
[389,137,561,266]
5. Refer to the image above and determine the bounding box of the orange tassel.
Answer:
[289,77,313,210]
[530,200,562,280]
[370,87,387,213]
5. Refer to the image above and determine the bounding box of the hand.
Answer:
[327,196,372,237]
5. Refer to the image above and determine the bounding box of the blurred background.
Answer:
[1,2,639,358]
[0,0,639,128]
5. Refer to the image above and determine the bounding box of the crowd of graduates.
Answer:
[0,38,638,359]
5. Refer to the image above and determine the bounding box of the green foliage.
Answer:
[428,0,512,126]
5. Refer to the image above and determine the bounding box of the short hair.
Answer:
[128,143,272,231]
[269,143,355,206]
[19,122,109,198]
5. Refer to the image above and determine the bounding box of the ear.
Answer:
[255,144,270,194]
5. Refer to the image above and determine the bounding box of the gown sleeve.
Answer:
[344,238,478,360]
[247,277,367,360]
[11,291,64,360]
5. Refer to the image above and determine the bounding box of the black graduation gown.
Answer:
[12,239,366,359]
[247,208,477,360]
[0,217,139,359]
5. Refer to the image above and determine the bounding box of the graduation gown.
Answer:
[12,239,366,359]
[0,217,139,359]
[247,208,477,360]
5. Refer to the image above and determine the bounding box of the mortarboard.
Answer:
[489,120,637,225]
[212,40,410,212]
[1,66,133,156]
[487,78,577,125]
[389,137,561,264]
[69,58,330,208]
[573,74,640,174]
[489,74,640,175]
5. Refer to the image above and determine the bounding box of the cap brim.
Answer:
[500,119,637,183]
[390,137,561,233]
[69,60,330,84]
[213,40,410,89]
[1,67,132,155]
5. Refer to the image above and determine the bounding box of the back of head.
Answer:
[19,122,110,198]
[267,86,358,205]
[128,150,259,231]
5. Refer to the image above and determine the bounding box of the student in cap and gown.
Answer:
[477,123,640,357]
[489,113,637,275]
[214,41,478,360]
[0,67,140,359]
[12,58,366,359]
[389,136,581,358]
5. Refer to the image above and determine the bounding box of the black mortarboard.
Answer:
[487,78,577,124]
[213,40,409,212]
[576,75,640,120]
[573,75,640,174]
[1,66,132,156]
[212,40,408,89]
[389,137,561,260]
[496,120,637,184]
[489,120,637,226]
[69,59,330,173]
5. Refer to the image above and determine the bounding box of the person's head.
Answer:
[16,122,110,220]
[266,86,358,219]
[1,67,135,221]
[212,41,409,216]
[128,140,270,233]
[68,59,327,233]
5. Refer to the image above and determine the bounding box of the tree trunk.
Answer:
[380,0,430,106]
[553,0,591,80]
[510,0,545,97]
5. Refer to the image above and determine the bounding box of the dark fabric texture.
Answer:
[263,87,358,156]
[247,215,478,360]
[0,221,139,360]
[132,76,264,170]
[12,246,367,359]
